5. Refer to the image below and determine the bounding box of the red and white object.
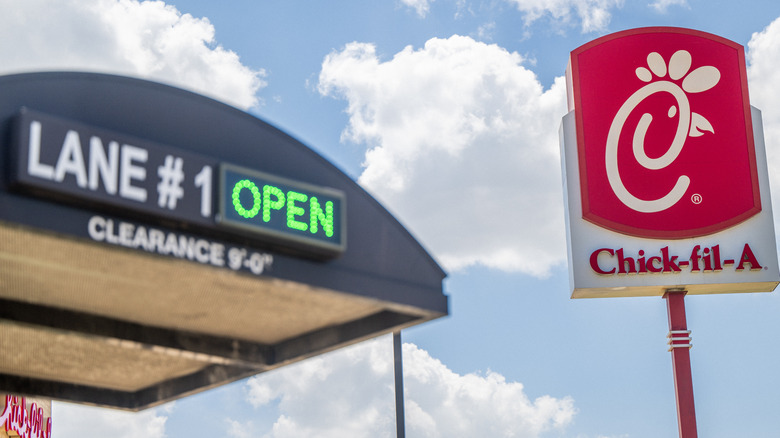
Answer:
[561,27,779,298]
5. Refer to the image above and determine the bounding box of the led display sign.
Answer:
[219,164,346,254]
[10,108,345,257]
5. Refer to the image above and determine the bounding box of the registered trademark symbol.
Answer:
[691,193,702,204]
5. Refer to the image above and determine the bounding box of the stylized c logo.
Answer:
[606,81,691,213]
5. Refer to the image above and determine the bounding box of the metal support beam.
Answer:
[0,299,423,410]
[274,311,418,363]
[0,364,260,411]
[394,331,405,438]
[0,298,274,367]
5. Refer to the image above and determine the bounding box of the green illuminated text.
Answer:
[232,181,336,238]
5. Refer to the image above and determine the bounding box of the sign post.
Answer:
[664,291,697,438]
[560,27,779,435]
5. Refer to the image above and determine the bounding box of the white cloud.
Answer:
[748,16,780,235]
[318,35,568,276]
[475,21,497,41]
[246,336,395,438]
[52,402,171,438]
[246,335,575,437]
[403,345,575,437]
[227,418,260,438]
[0,0,265,109]
[400,0,434,18]
[504,0,624,33]
[648,0,688,13]
[454,0,471,19]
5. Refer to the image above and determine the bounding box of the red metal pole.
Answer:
[664,290,698,438]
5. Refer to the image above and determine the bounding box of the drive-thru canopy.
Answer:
[0,72,448,410]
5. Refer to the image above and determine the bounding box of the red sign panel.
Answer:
[1,395,52,438]
[568,27,760,239]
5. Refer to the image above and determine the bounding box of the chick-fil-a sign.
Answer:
[1,395,52,438]
[567,27,760,239]
[560,27,778,298]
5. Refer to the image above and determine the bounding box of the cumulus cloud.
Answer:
[403,345,575,437]
[400,0,434,17]
[227,418,260,438]
[52,403,171,438]
[319,35,568,276]
[504,0,624,33]
[747,16,780,233]
[475,21,497,41]
[246,336,396,437]
[246,335,575,437]
[648,0,688,13]
[0,0,265,109]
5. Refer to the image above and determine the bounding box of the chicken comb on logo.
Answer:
[567,27,761,239]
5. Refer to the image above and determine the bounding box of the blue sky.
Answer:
[5,0,780,437]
